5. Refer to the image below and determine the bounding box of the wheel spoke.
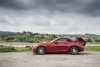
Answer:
[37,47,45,55]
[70,47,78,55]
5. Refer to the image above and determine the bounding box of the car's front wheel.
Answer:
[36,47,46,55]
[70,47,78,55]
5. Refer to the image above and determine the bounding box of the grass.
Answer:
[0,46,100,52]
[87,42,100,44]
[15,47,31,52]
[0,46,32,52]
[85,46,100,51]
[12,46,100,52]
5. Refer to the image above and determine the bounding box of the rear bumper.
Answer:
[79,46,84,52]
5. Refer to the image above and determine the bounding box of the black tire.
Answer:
[70,47,78,55]
[36,47,46,55]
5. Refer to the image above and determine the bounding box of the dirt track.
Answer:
[0,51,100,67]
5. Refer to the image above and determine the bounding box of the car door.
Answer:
[49,38,69,52]
[56,38,69,52]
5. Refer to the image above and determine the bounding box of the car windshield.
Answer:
[50,38,58,42]
[56,38,68,42]
[51,38,68,42]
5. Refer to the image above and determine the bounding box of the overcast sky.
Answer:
[0,0,100,34]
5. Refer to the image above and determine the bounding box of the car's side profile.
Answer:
[32,37,86,55]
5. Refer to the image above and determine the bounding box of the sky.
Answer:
[0,0,100,34]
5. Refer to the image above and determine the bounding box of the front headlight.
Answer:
[33,44,37,47]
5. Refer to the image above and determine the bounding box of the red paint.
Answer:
[32,37,85,54]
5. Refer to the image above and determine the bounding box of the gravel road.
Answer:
[0,51,100,67]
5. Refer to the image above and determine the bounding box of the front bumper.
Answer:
[32,45,38,54]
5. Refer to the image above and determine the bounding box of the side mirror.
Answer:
[54,42,57,44]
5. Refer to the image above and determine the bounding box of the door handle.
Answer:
[48,45,50,47]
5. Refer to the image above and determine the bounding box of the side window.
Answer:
[56,38,68,42]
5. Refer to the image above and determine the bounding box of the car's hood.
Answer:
[33,43,46,47]
[39,42,49,45]
[38,41,53,46]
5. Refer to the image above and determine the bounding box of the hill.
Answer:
[0,31,15,36]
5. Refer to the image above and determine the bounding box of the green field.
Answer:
[0,46,100,52]
[15,46,100,52]
[85,46,100,51]
[0,46,32,52]
[16,46,100,52]
[15,47,31,52]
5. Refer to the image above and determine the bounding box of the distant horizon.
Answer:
[0,30,99,35]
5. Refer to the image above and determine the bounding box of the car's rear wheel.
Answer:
[70,47,78,55]
[36,47,46,55]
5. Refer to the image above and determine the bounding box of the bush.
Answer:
[0,45,3,50]
[0,46,16,52]
[25,46,31,48]
[25,46,32,51]
[86,38,93,42]
[0,46,31,52]
[4,36,15,42]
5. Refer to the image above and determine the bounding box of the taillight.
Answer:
[79,42,84,46]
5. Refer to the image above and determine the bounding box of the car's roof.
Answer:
[56,37,73,40]
[57,37,69,39]
[51,37,73,42]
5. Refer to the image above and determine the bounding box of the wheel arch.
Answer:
[69,46,80,52]
[36,46,47,53]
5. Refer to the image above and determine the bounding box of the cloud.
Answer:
[0,0,100,34]
[0,0,100,16]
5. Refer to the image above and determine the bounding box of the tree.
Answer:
[86,38,92,42]
[4,36,14,42]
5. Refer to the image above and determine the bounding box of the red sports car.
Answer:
[32,37,86,55]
